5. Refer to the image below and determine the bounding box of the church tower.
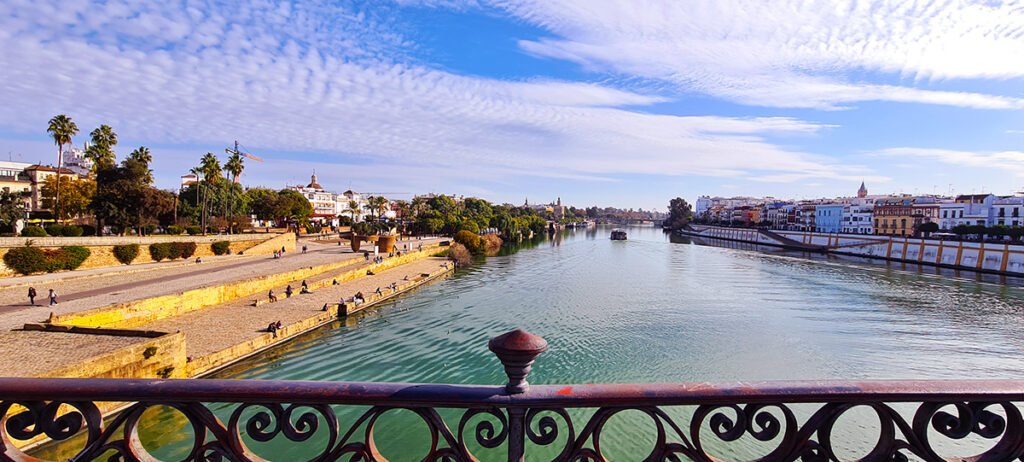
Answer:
[857,182,868,198]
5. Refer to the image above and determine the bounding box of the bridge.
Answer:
[1,329,1021,461]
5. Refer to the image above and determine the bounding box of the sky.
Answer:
[1,0,1023,211]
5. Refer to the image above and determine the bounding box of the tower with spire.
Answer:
[857,182,868,198]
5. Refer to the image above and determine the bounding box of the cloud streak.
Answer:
[494,0,1024,110]
[0,0,873,196]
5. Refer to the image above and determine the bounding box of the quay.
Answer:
[0,237,453,381]
[682,224,1024,277]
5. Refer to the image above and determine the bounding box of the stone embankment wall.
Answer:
[687,225,1024,276]
[189,262,453,376]
[22,325,187,379]
[0,233,293,277]
[52,242,443,329]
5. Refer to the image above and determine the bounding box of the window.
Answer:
[942,210,947,218]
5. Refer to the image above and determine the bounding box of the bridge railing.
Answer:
[2,330,1023,461]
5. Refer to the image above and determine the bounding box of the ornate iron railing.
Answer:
[2,329,1024,461]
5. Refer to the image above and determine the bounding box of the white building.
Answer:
[842,203,875,234]
[289,173,338,223]
[62,146,93,177]
[939,194,994,230]
[993,196,1024,227]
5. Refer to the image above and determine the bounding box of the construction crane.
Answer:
[225,141,263,163]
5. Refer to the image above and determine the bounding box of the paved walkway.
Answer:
[143,257,449,359]
[0,331,142,377]
[0,237,445,330]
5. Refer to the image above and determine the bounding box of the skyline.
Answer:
[1,0,1023,210]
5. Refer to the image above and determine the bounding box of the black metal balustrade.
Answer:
[2,329,1024,461]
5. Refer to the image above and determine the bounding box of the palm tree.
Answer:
[369,196,389,219]
[46,114,78,222]
[197,153,222,234]
[223,151,244,233]
[347,200,360,222]
[87,125,118,171]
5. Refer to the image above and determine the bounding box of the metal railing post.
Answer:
[488,329,548,461]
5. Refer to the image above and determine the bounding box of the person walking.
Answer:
[48,289,57,306]
[28,287,36,306]
[285,285,293,298]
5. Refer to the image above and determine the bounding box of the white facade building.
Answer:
[993,197,1024,227]
[290,173,338,223]
[939,194,994,229]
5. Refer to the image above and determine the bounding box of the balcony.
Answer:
[2,330,1022,461]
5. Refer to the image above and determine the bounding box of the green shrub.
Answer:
[454,230,484,255]
[166,242,184,260]
[3,245,46,275]
[61,225,83,237]
[458,221,480,234]
[80,225,96,236]
[149,242,172,261]
[49,246,90,272]
[4,244,90,275]
[186,225,202,235]
[211,241,231,255]
[44,224,64,236]
[113,244,140,265]
[166,225,184,235]
[176,242,198,259]
[20,226,47,237]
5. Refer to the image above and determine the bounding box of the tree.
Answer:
[666,197,693,230]
[0,191,25,231]
[41,176,95,221]
[47,114,79,221]
[1009,227,1024,242]
[223,150,244,232]
[273,189,313,225]
[91,147,165,235]
[917,221,939,237]
[366,196,389,220]
[196,153,222,233]
[87,125,118,171]
[347,200,361,222]
[987,224,1008,241]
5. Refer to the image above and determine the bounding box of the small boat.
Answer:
[610,229,627,240]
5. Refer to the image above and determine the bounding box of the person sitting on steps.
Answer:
[268,290,278,303]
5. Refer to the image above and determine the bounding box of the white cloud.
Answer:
[0,0,879,195]
[494,0,1024,109]
[872,147,1024,177]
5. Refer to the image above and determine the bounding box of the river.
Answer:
[63,226,1024,460]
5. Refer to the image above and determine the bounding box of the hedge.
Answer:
[186,226,202,236]
[3,245,90,275]
[113,244,140,265]
[175,242,198,259]
[166,225,184,235]
[211,241,231,255]
[44,225,63,236]
[149,243,172,261]
[3,246,46,274]
[21,226,47,237]
[45,246,90,272]
[61,225,84,237]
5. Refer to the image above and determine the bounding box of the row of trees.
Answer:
[920,222,1024,241]
[405,195,550,240]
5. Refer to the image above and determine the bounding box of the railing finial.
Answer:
[488,329,548,394]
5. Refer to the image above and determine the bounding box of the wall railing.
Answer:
[1,329,1023,461]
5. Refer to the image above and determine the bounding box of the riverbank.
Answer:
[0,240,452,380]
[682,225,1024,277]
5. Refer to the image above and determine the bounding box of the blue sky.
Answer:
[2,0,1023,210]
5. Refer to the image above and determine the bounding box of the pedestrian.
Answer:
[285,285,293,298]
[48,289,57,306]
[332,279,339,286]
[281,246,286,254]
[302,245,308,254]
[301,280,309,291]
[268,322,278,338]
[375,287,383,296]
[268,290,278,303]
[27,287,36,306]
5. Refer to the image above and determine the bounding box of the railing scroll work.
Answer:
[1,329,1023,461]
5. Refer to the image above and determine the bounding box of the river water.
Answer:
[62,226,1024,460]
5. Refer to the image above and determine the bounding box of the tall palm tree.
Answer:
[87,125,118,171]
[197,153,222,234]
[128,147,154,184]
[223,151,244,233]
[370,196,389,220]
[46,114,78,222]
[347,200,360,222]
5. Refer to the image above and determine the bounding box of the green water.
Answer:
[41,226,1024,460]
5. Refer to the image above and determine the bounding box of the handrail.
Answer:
[1,329,1023,461]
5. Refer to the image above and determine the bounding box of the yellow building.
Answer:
[874,197,936,237]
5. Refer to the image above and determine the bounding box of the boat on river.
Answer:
[610,229,627,240]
